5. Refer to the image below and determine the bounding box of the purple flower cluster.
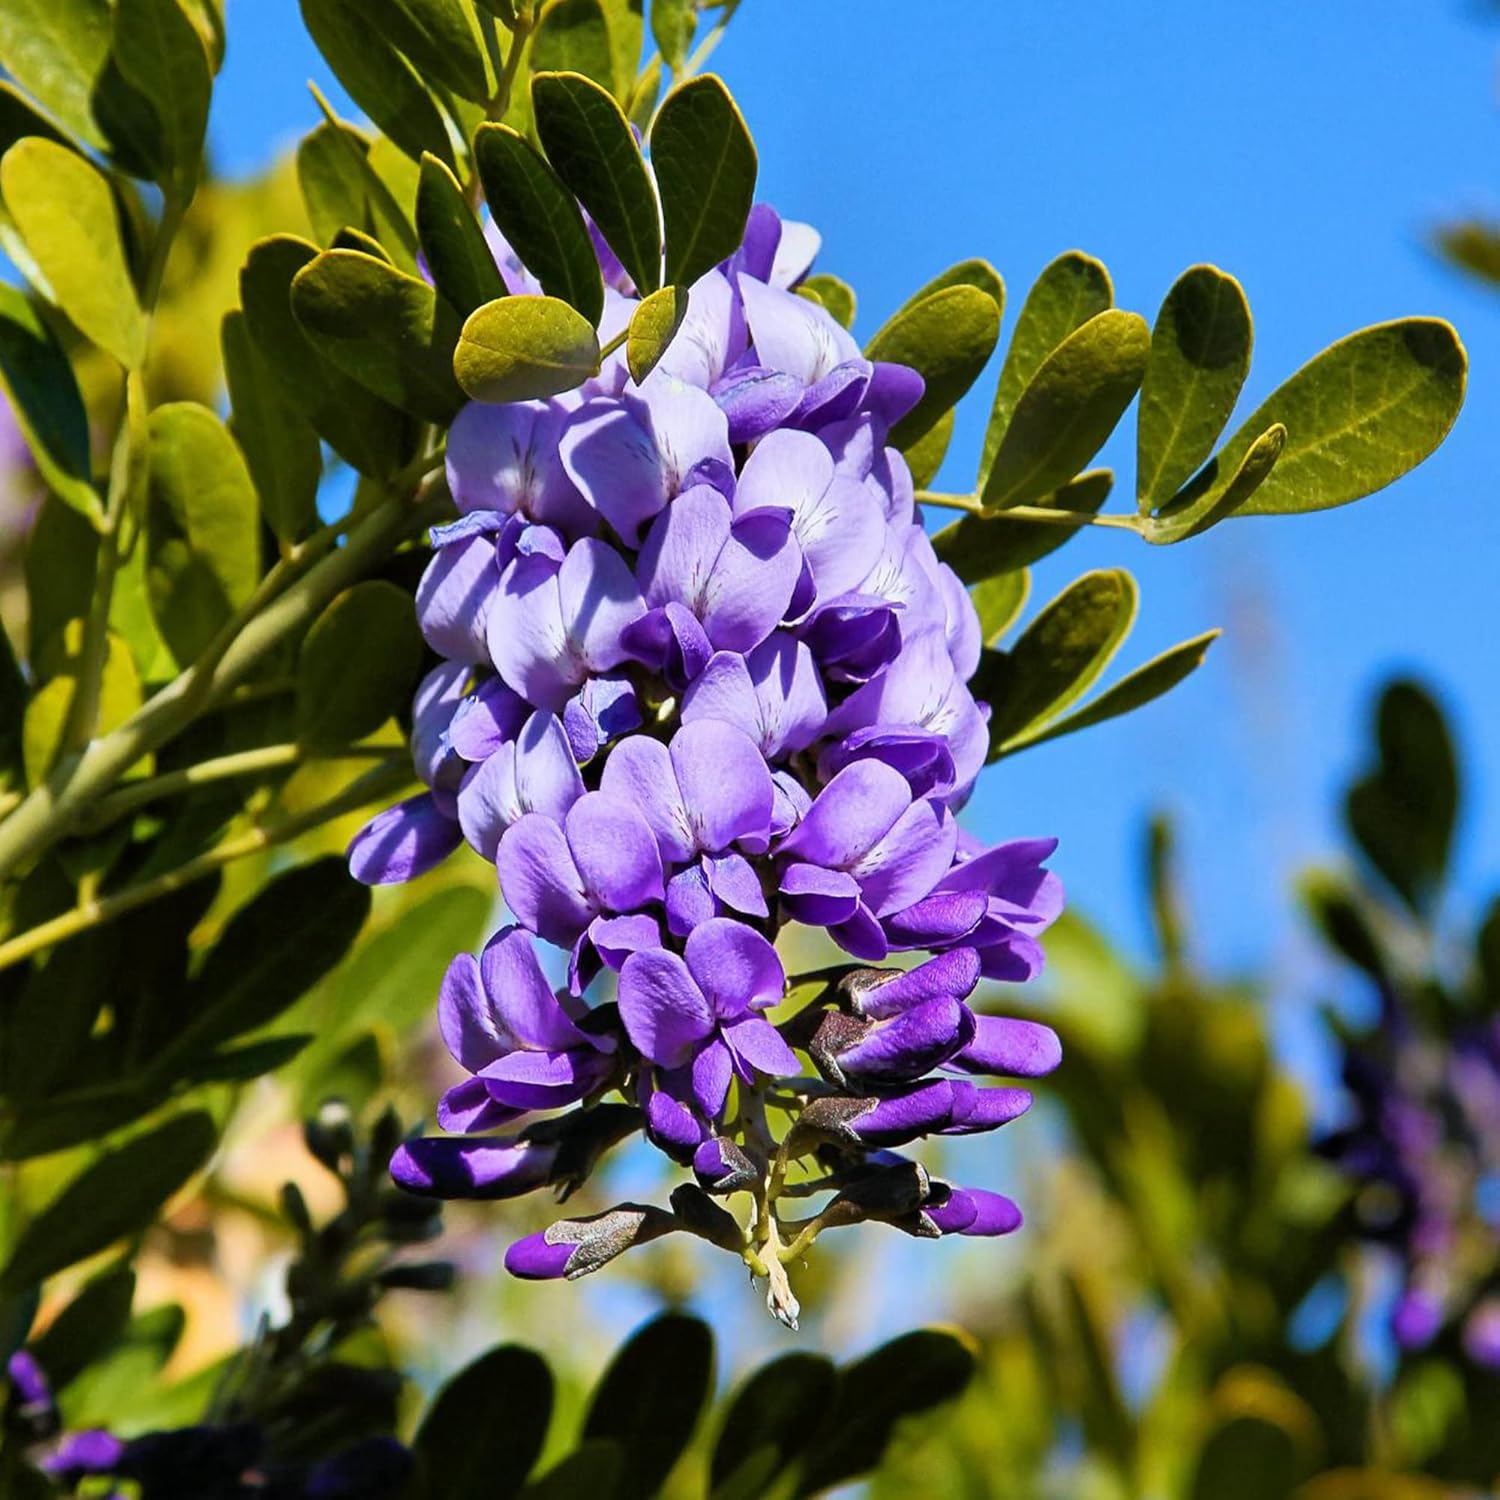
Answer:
[1322,1010,1500,1369]
[350,204,1063,1320]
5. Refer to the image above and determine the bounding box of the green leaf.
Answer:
[650,73,756,289]
[240,233,415,478]
[650,0,695,73]
[414,1344,554,1500]
[144,401,261,665]
[979,568,1139,753]
[531,0,615,89]
[1301,871,1391,984]
[795,1330,977,1497]
[866,283,1001,450]
[0,284,97,517]
[627,284,687,384]
[896,257,1005,321]
[297,119,372,245]
[800,273,855,329]
[221,309,321,546]
[710,1352,836,1500]
[998,628,1221,755]
[1145,423,1284,544]
[111,0,212,197]
[417,151,508,317]
[371,0,490,103]
[972,569,1030,647]
[934,470,1113,582]
[29,1266,135,1391]
[600,0,643,99]
[305,100,421,271]
[519,1443,622,1500]
[1190,1416,1303,1500]
[299,0,453,164]
[23,629,143,786]
[186,1034,311,1083]
[1346,678,1458,916]
[582,1313,714,1500]
[474,121,604,323]
[1136,264,1252,507]
[982,310,1149,512]
[296,580,425,746]
[455,294,600,401]
[291,248,465,422]
[24,496,96,659]
[332,225,392,262]
[0,1113,215,1292]
[1201,318,1466,518]
[57,1303,184,1430]
[0,0,111,151]
[982,250,1112,481]
[904,408,952,489]
[160,859,370,1066]
[1,138,145,367]
[0,80,74,157]
[533,69,661,294]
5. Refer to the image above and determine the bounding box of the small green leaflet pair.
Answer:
[854,250,1465,760]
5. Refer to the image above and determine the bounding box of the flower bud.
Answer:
[692,1136,760,1195]
[505,1204,678,1281]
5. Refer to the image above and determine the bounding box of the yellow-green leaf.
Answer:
[112,0,212,197]
[627,284,687,384]
[531,0,615,89]
[800,273,855,329]
[23,626,145,787]
[1,138,145,367]
[982,310,1149,512]
[455,294,600,402]
[1146,424,1284,544]
[972,569,1030,647]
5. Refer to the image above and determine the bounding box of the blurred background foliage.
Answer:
[0,1,1495,1496]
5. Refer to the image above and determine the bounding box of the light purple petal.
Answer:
[559,398,667,545]
[722,1013,799,1080]
[446,400,595,535]
[415,534,496,665]
[636,483,731,611]
[600,734,694,863]
[670,719,774,855]
[853,797,958,917]
[437,951,502,1071]
[738,274,859,386]
[488,551,577,712]
[479,925,589,1052]
[691,1036,734,1117]
[449,676,527,762]
[703,850,769,918]
[657,268,746,388]
[565,791,665,913]
[778,862,862,925]
[347,793,461,884]
[434,1078,525,1135]
[587,912,662,970]
[559,538,646,672]
[514,710,585,821]
[777,759,911,870]
[497,812,594,946]
[666,862,717,936]
[618,948,715,1066]
[684,917,784,1016]
[701,509,800,651]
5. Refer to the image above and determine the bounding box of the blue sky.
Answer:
[211,0,1500,978]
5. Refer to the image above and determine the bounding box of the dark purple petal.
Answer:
[391,1135,557,1198]
[820,727,956,801]
[435,1077,523,1134]
[347,794,461,884]
[504,1232,576,1280]
[865,361,925,427]
[437,950,503,1071]
[957,1188,1023,1236]
[882,890,988,947]
[779,861,862,925]
[950,1015,1062,1078]
[940,1082,1033,1135]
[851,947,981,1020]
[479,926,591,1052]
[666,862,717,937]
[713,365,804,441]
[480,1047,614,1110]
[777,759,910,869]
[693,1135,758,1194]
[849,1082,956,1146]
[690,1035,734,1117]
[684,917,784,1015]
[721,1013,799,1080]
[835,997,970,1084]
[925,1185,980,1234]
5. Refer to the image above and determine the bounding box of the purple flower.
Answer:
[456,709,582,862]
[505,1203,679,1281]
[432,926,618,1132]
[681,635,827,758]
[620,918,798,1147]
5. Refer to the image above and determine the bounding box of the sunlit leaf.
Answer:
[530,0,614,89]
[23,628,143,787]
[297,119,371,246]
[627,284,687,384]
[371,0,490,103]
[651,0,696,73]
[0,0,112,151]
[1146,423,1284,543]
[800,272,855,329]
[972,568,1030,647]
[455,293,600,401]
[933,470,1113,581]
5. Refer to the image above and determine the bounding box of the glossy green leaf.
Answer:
[982,250,1112,481]
[800,272,855,329]
[1136,264,1252,507]
[972,568,1030,647]
[305,100,420,271]
[651,74,756,289]
[291,248,465,422]
[982,310,1149,512]
[934,470,1113,582]
[600,0,643,98]
[651,0,695,72]
[980,568,1139,753]
[0,81,74,157]
[710,1352,836,1500]
[795,1330,977,1497]
[1345,678,1458,916]
[144,402,261,664]
[627,284,687,383]
[240,234,415,477]
[112,0,212,196]
[533,69,661,294]
[455,294,600,401]
[905,408,952,489]
[371,0,490,102]
[474,121,604,323]
[1205,318,1466,518]
[0,283,97,517]
[583,1313,714,1500]
[0,0,111,150]
[1000,628,1221,755]
[29,1266,135,1391]
[1,138,145,367]
[296,580,425,746]
[159,859,370,1065]
[519,1443,622,1500]
[0,1112,215,1292]
[866,283,1001,450]
[1145,423,1284,544]
[417,151,507,317]
[530,0,615,89]
[221,309,320,546]
[332,225,392,261]
[23,629,143,787]
[414,1344,554,1500]
[299,0,453,164]
[896,257,1005,321]
[297,120,371,245]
